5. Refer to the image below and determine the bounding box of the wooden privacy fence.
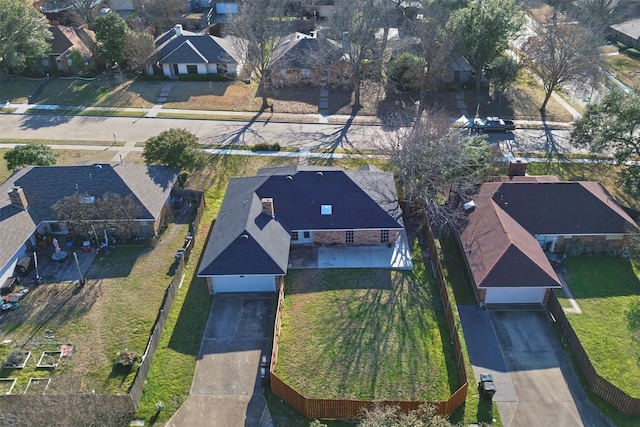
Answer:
[129,192,205,406]
[269,223,469,420]
[548,293,640,417]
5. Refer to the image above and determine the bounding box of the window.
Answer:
[304,231,310,239]
[50,222,62,233]
[301,68,311,80]
[381,230,389,244]
[346,230,354,243]
[186,64,198,74]
[291,231,299,241]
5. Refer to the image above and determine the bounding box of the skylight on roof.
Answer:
[321,205,332,215]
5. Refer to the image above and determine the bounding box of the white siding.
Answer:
[206,63,218,73]
[484,287,546,304]
[212,275,276,293]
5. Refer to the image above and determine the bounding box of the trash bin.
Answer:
[478,372,497,400]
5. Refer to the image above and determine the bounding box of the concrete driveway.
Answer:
[167,293,276,427]
[459,307,614,427]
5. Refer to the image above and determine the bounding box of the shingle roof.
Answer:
[269,33,343,69]
[49,25,96,57]
[153,32,242,65]
[198,166,404,277]
[458,177,638,290]
[0,163,179,275]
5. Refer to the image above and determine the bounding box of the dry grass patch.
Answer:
[164,81,265,111]
[605,54,640,89]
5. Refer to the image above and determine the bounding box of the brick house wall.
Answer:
[557,234,631,256]
[313,229,398,246]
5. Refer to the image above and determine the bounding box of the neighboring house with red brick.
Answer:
[197,165,407,294]
[43,25,96,74]
[0,163,179,287]
[457,163,638,305]
[268,32,350,87]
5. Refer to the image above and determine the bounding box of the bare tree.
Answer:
[402,2,454,112]
[124,30,155,73]
[378,107,493,232]
[224,0,288,109]
[52,192,144,239]
[73,0,100,29]
[326,0,395,109]
[133,0,188,31]
[521,10,603,114]
[575,0,618,37]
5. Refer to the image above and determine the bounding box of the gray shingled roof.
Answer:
[0,163,179,275]
[154,33,242,66]
[198,166,404,277]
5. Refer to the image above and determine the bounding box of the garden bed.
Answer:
[25,377,51,394]
[3,351,31,369]
[0,378,17,394]
[36,351,62,368]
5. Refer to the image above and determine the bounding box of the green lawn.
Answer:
[277,239,459,401]
[0,226,189,396]
[563,257,640,397]
[438,235,501,426]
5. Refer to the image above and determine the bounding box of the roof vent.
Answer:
[463,200,476,213]
[316,171,323,176]
[321,204,332,215]
[286,175,293,181]
[241,234,249,240]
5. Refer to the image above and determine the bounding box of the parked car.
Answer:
[469,116,516,133]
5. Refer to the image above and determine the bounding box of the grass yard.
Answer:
[164,81,266,112]
[0,222,190,396]
[0,76,43,103]
[563,257,640,397]
[604,54,640,89]
[36,76,161,108]
[438,235,502,426]
[468,69,574,122]
[276,238,459,402]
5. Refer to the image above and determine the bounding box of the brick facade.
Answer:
[313,229,398,246]
[558,234,631,256]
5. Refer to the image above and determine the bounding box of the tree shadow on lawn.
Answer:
[0,279,101,341]
[84,246,146,280]
[289,268,454,400]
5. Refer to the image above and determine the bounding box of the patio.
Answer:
[28,245,97,284]
[287,231,413,270]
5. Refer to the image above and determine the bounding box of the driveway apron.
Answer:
[489,310,614,427]
[167,293,276,427]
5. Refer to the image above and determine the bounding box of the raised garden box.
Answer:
[0,378,17,394]
[25,378,51,394]
[3,351,31,369]
[37,351,62,368]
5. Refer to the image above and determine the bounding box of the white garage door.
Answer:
[485,287,546,304]
[213,275,276,293]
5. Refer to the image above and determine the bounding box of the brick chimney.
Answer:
[507,158,527,177]
[8,187,28,210]
[261,198,274,217]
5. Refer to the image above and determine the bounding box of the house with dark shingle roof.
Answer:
[197,165,406,294]
[457,171,638,305]
[44,25,96,74]
[0,163,179,286]
[147,24,243,78]
[268,32,350,87]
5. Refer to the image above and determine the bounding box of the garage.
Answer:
[212,275,276,294]
[484,287,547,304]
